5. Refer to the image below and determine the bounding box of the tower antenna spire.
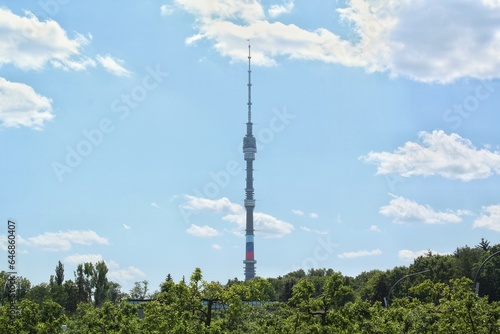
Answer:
[247,40,252,123]
[243,40,257,281]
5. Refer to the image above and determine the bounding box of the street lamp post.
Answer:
[473,250,500,295]
[384,269,430,308]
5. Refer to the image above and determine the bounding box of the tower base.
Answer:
[243,260,257,281]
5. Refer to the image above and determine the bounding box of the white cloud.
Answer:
[380,194,468,224]
[338,249,382,259]
[107,266,145,281]
[268,1,294,18]
[0,234,29,253]
[64,253,104,265]
[175,0,265,23]
[151,202,159,208]
[161,5,175,16]
[362,131,500,181]
[0,8,132,131]
[0,8,95,71]
[183,195,241,214]
[123,224,131,230]
[292,210,318,219]
[300,225,328,235]
[0,9,131,77]
[212,243,222,250]
[174,0,500,82]
[291,209,305,216]
[398,249,450,261]
[0,78,54,129]
[182,195,294,238]
[474,205,500,231]
[28,230,109,251]
[398,249,430,261]
[223,211,294,238]
[369,225,381,232]
[186,224,221,238]
[96,54,131,77]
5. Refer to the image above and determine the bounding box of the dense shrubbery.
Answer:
[2,239,500,333]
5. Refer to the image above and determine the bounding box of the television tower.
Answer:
[243,42,257,281]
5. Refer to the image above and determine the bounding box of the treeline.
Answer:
[0,239,500,333]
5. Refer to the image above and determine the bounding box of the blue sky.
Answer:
[2,0,500,293]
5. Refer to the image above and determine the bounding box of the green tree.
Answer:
[27,283,50,306]
[63,279,79,313]
[454,245,482,279]
[200,280,224,327]
[94,261,109,306]
[476,238,491,251]
[15,276,31,301]
[75,264,89,304]
[409,253,456,283]
[475,244,500,302]
[141,269,206,333]
[108,281,126,304]
[310,273,353,333]
[7,299,67,334]
[282,276,298,302]
[83,262,96,303]
[288,278,316,333]
[55,260,64,286]
[67,301,140,333]
[130,280,149,299]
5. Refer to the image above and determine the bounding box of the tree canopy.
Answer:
[3,239,500,333]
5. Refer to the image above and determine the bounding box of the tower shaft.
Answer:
[243,43,256,281]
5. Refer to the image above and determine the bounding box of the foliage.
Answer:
[2,240,500,332]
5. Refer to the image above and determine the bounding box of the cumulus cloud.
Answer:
[0,234,29,253]
[398,249,431,261]
[380,194,469,224]
[212,243,222,250]
[474,205,500,231]
[0,9,129,75]
[186,224,221,238]
[268,1,294,18]
[108,266,145,281]
[183,195,241,213]
[64,253,104,265]
[181,195,294,238]
[0,8,94,71]
[362,131,500,181]
[369,225,381,232]
[96,54,132,77]
[291,209,305,216]
[0,78,54,129]
[338,249,382,259]
[175,0,265,23]
[398,249,449,261]
[0,8,131,131]
[28,230,109,251]
[174,0,500,82]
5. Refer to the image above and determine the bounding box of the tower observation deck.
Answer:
[243,42,256,281]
